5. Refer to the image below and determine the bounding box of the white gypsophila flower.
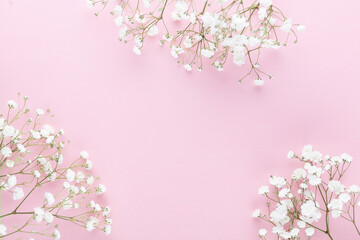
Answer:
[341,153,353,163]
[85,159,93,170]
[114,15,123,26]
[13,187,24,200]
[30,130,41,139]
[45,192,55,205]
[52,229,61,240]
[254,79,264,86]
[287,150,294,159]
[6,159,14,168]
[291,168,307,181]
[133,46,142,55]
[103,206,111,217]
[36,108,45,116]
[328,180,345,194]
[259,0,272,8]
[87,175,95,185]
[76,171,85,183]
[44,212,54,224]
[230,14,249,31]
[330,156,342,165]
[201,49,214,58]
[7,100,17,109]
[17,144,26,153]
[80,150,89,160]
[348,185,360,194]
[7,175,17,188]
[328,198,343,218]
[259,228,267,237]
[33,170,41,178]
[66,169,75,182]
[258,7,267,20]
[297,220,306,229]
[119,27,128,40]
[297,25,306,32]
[278,188,290,198]
[339,193,351,203]
[184,64,192,71]
[280,19,292,32]
[269,176,286,188]
[34,207,45,223]
[114,5,123,15]
[270,203,290,226]
[252,209,261,217]
[86,217,99,232]
[305,227,315,236]
[0,224,6,236]
[40,124,54,137]
[258,185,269,195]
[148,25,159,36]
[300,200,321,223]
[104,225,111,235]
[1,147,12,158]
[301,145,313,160]
[3,125,15,137]
[96,184,107,195]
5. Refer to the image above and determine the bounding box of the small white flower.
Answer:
[184,64,192,71]
[17,144,26,153]
[66,169,75,182]
[287,150,294,159]
[36,108,45,116]
[0,224,7,235]
[133,46,142,55]
[148,25,159,36]
[113,5,123,15]
[252,209,260,217]
[259,0,272,8]
[1,147,12,158]
[13,187,24,200]
[6,160,14,168]
[201,49,214,58]
[7,100,17,109]
[44,212,54,223]
[305,227,315,236]
[3,125,15,137]
[52,229,61,240]
[104,225,111,235]
[33,170,41,178]
[96,184,107,195]
[254,79,264,86]
[119,27,128,40]
[45,192,55,205]
[114,15,123,26]
[34,207,45,222]
[297,25,306,32]
[87,176,95,185]
[85,159,93,170]
[259,228,267,237]
[258,185,269,195]
[7,175,17,188]
[281,19,292,32]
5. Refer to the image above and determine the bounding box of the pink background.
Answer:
[1,0,360,239]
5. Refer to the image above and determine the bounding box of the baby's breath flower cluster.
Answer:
[254,145,360,239]
[88,0,305,85]
[0,95,111,239]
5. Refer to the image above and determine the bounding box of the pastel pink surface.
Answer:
[1,0,360,239]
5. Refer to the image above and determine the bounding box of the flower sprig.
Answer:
[88,0,305,85]
[0,95,111,239]
[254,145,360,239]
